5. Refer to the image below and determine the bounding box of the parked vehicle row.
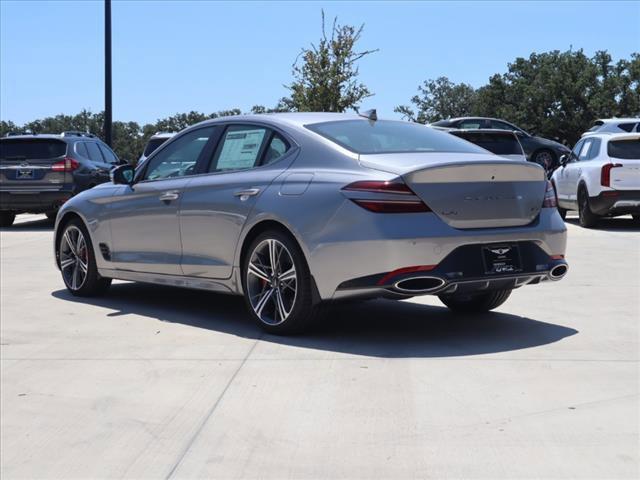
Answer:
[53,112,568,334]
[0,132,123,227]
[430,117,572,173]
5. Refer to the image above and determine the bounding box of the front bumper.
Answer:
[589,190,640,216]
[0,188,74,213]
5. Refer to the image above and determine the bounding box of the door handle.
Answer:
[159,191,180,203]
[234,188,261,200]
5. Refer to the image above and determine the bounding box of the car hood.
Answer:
[532,135,569,151]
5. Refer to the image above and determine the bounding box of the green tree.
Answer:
[395,77,477,123]
[281,11,378,112]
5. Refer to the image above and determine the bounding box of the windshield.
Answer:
[143,137,170,157]
[608,139,640,159]
[306,120,486,155]
[451,131,523,155]
[0,138,67,161]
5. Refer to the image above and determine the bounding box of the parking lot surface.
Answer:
[1,214,639,479]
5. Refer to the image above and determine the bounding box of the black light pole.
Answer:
[104,0,112,146]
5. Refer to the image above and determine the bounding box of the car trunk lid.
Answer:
[360,152,546,229]
[0,138,70,187]
[607,137,640,191]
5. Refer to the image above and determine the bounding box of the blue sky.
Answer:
[1,0,639,125]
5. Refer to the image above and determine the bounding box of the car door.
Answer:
[179,124,296,279]
[107,126,218,275]
[566,138,593,203]
[555,139,583,202]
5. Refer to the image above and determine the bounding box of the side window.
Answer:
[571,140,584,161]
[98,144,119,164]
[578,139,592,161]
[587,138,601,160]
[489,120,514,131]
[143,127,216,181]
[86,142,105,162]
[263,133,289,165]
[459,119,484,129]
[208,125,269,172]
[75,142,89,158]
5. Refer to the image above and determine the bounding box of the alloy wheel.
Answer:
[246,238,297,325]
[60,225,89,291]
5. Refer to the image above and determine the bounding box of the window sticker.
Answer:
[217,129,266,170]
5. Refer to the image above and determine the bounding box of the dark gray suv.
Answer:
[0,131,122,227]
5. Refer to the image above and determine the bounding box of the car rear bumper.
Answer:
[306,206,567,300]
[0,187,74,213]
[590,190,640,216]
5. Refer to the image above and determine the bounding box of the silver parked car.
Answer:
[53,113,568,334]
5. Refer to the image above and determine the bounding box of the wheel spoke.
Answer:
[60,257,76,270]
[254,288,275,317]
[77,258,88,274]
[248,262,270,282]
[268,239,278,273]
[278,266,296,282]
[76,233,85,257]
[275,288,288,321]
[63,230,76,256]
[72,262,80,290]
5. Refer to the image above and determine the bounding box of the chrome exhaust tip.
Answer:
[549,264,568,280]
[394,276,446,293]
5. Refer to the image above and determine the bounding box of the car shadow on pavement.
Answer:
[52,283,578,358]
[564,216,640,232]
[0,217,54,232]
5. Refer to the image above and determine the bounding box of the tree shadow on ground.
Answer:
[52,282,578,358]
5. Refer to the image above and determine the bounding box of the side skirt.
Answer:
[98,268,238,294]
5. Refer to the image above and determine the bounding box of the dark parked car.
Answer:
[0,132,123,227]
[447,129,526,162]
[431,117,571,172]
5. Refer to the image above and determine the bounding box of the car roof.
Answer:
[586,132,640,141]
[1,133,96,142]
[593,118,640,124]
[449,128,517,135]
[444,116,515,123]
[196,112,375,129]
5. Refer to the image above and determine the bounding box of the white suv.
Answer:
[551,133,640,227]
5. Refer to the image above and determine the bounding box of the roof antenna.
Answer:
[358,109,377,121]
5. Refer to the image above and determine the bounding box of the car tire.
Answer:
[0,211,16,227]
[533,149,555,174]
[58,218,111,296]
[242,229,320,335]
[578,187,599,228]
[438,289,512,313]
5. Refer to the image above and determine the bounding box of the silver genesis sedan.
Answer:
[53,113,568,334]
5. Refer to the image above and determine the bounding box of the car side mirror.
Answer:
[559,154,568,167]
[117,159,129,166]
[111,164,135,185]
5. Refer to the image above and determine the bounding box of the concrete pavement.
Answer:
[1,214,638,479]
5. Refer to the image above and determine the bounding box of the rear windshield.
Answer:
[143,138,170,157]
[451,131,523,155]
[0,138,67,160]
[306,120,485,155]
[608,139,640,159]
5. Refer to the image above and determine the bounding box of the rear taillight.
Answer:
[542,181,557,208]
[342,180,431,213]
[51,157,80,172]
[601,163,622,187]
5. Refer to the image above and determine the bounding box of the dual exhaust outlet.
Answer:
[391,262,569,294]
